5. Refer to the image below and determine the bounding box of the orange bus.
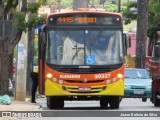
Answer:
[38,9,127,109]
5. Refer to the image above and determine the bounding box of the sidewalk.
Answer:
[0,98,40,111]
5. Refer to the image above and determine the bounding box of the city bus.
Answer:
[38,8,127,109]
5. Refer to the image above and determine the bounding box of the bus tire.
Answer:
[47,96,64,109]
[154,92,160,107]
[109,96,120,109]
[100,97,108,108]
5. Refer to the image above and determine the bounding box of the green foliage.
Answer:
[122,0,160,40]
[26,14,37,29]
[12,2,46,31]
[46,0,73,10]
[103,0,127,13]
[122,2,137,24]
[148,0,160,39]
[36,14,46,25]
[104,3,118,12]
[26,14,46,29]
[28,3,41,13]
[13,12,27,32]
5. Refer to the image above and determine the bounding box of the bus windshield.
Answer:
[46,29,123,65]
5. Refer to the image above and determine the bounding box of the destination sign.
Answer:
[47,13,121,25]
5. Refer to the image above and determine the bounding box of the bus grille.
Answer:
[63,86,106,94]
[65,80,104,84]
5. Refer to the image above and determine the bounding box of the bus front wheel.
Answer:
[100,97,109,108]
[108,96,120,109]
[47,96,64,109]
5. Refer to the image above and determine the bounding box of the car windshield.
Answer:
[125,69,150,79]
[46,29,123,65]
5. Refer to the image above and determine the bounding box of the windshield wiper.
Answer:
[65,30,84,62]
[72,47,84,61]
[65,30,76,47]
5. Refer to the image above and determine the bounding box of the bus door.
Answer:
[38,29,46,95]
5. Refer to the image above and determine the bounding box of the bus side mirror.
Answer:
[39,25,46,48]
[123,33,131,55]
[40,32,45,47]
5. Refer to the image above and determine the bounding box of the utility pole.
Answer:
[15,0,28,101]
[118,0,121,13]
[57,0,61,12]
[73,0,89,10]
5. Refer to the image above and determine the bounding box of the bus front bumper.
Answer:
[45,79,124,97]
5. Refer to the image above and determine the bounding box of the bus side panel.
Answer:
[39,59,44,94]
[38,30,45,95]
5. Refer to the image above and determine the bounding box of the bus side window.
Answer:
[57,46,63,60]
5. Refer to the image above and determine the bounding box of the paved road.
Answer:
[37,98,159,111]
[34,97,160,120]
[4,98,159,120]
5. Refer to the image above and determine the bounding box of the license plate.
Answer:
[134,90,144,94]
[79,87,91,91]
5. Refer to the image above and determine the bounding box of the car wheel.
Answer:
[154,92,160,107]
[142,98,147,102]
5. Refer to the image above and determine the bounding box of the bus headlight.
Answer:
[46,73,53,78]
[52,77,57,82]
[106,79,110,84]
[117,73,123,78]
[59,80,64,84]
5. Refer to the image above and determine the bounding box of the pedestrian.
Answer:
[30,68,38,103]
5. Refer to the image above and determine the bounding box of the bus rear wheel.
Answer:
[47,96,64,109]
[108,96,120,109]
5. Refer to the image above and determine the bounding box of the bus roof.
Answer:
[47,8,122,20]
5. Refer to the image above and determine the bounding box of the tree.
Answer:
[123,0,156,68]
[46,0,73,10]
[123,0,160,40]
[122,2,137,24]
[0,0,45,95]
[0,0,27,95]
[136,0,149,68]
[147,0,160,41]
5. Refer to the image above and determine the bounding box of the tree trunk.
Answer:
[8,53,14,81]
[136,0,149,68]
[0,37,11,95]
[73,0,89,10]
[0,2,4,20]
